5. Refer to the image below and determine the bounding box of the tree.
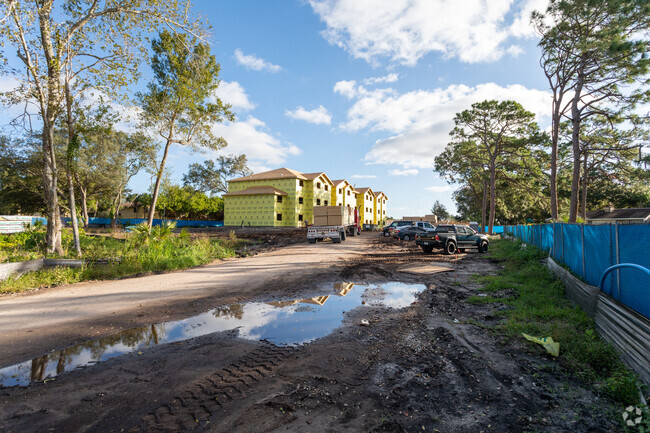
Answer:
[534,0,650,222]
[0,135,45,214]
[447,100,541,234]
[0,0,203,253]
[139,30,234,230]
[183,155,252,195]
[430,200,450,221]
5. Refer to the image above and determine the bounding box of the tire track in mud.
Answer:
[129,342,295,433]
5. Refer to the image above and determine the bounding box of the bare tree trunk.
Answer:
[147,140,172,230]
[66,171,81,255]
[75,175,89,229]
[550,108,561,220]
[481,179,488,234]
[488,162,497,235]
[580,152,588,220]
[43,124,63,254]
[65,81,81,256]
[569,68,585,223]
[111,189,123,228]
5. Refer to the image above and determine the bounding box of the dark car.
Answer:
[381,220,415,237]
[395,225,435,241]
[415,224,489,254]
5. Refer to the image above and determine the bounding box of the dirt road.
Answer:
[0,234,373,367]
[0,236,619,433]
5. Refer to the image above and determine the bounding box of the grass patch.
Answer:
[482,238,640,406]
[0,225,239,294]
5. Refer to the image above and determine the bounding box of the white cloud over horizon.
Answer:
[285,105,332,125]
[334,81,550,169]
[210,116,301,171]
[309,0,549,66]
[389,168,418,176]
[213,81,256,111]
[350,174,377,179]
[234,49,282,73]
[426,185,454,193]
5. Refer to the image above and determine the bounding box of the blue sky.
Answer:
[2,0,555,218]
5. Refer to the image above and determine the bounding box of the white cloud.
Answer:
[333,80,357,99]
[509,0,549,38]
[210,116,301,171]
[389,168,418,176]
[426,185,454,193]
[350,174,377,179]
[363,73,399,85]
[285,105,332,125]
[234,49,282,73]
[506,45,524,57]
[213,81,256,111]
[309,0,545,65]
[342,82,550,169]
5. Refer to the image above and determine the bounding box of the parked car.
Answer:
[395,226,435,241]
[415,224,489,254]
[381,220,415,237]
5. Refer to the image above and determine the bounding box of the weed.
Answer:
[479,239,641,406]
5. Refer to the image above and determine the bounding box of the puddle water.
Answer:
[0,281,425,387]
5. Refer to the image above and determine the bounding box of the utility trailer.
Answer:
[307,206,359,244]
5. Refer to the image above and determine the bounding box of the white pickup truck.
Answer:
[307,206,360,244]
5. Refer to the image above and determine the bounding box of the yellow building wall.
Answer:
[376,196,387,226]
[225,178,310,227]
[357,191,376,225]
[303,176,332,225]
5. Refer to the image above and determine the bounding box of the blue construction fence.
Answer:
[480,225,504,234]
[62,217,224,228]
[504,223,650,319]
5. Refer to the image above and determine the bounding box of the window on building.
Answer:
[339,188,342,194]
[277,196,282,203]
[298,214,303,221]
[298,197,303,204]
[317,182,321,189]
[347,190,350,196]
[324,185,328,191]
[338,203,342,206]
[277,213,282,221]
[317,199,321,205]
[299,180,304,187]
[324,200,328,206]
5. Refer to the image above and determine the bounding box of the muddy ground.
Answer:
[0,236,619,433]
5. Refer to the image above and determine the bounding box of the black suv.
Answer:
[381,220,414,237]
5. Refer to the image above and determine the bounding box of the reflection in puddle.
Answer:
[0,281,425,387]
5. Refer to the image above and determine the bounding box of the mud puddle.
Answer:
[0,281,425,387]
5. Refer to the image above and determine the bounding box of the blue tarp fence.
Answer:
[479,225,504,234]
[62,217,224,228]
[504,223,650,319]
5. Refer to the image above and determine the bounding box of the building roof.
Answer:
[303,172,334,185]
[223,186,288,197]
[228,168,307,183]
[586,208,650,220]
[375,191,388,199]
[332,179,349,186]
[355,187,374,196]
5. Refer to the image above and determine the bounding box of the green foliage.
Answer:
[156,185,224,220]
[183,155,253,195]
[0,230,238,293]
[430,200,450,220]
[0,135,46,214]
[434,100,547,227]
[482,239,640,406]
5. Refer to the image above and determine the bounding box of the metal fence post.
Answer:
[581,224,586,279]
